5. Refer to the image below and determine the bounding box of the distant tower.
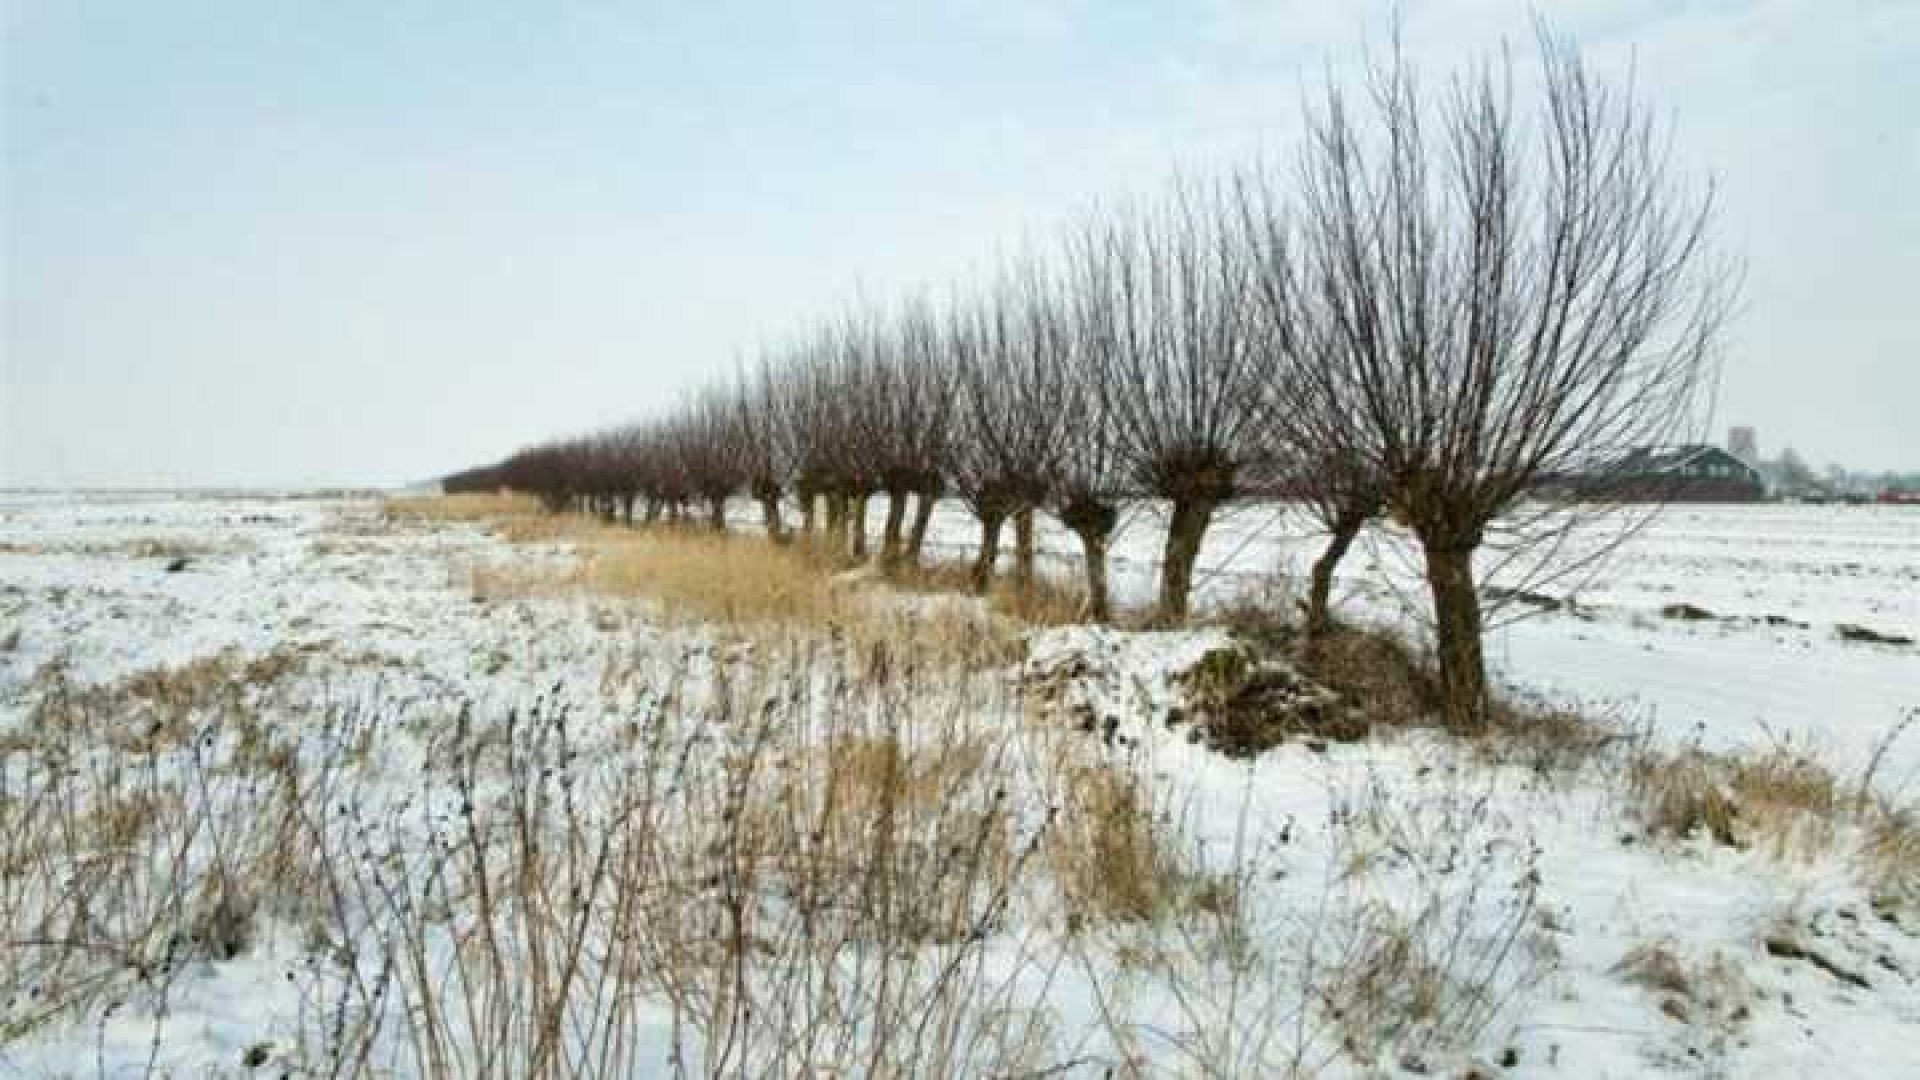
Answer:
[1728,426,1758,464]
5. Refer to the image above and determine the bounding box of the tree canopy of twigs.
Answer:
[453,24,1729,728]
[1251,29,1730,728]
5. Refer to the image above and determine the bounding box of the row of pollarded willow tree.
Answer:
[447,36,1733,732]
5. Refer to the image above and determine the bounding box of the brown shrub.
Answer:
[1633,743,1862,858]
[1632,750,1742,847]
[1294,626,1435,731]
[1864,807,1920,912]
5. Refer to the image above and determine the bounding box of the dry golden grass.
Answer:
[1614,939,1693,996]
[1631,745,1845,854]
[1627,737,1920,906]
[12,645,319,760]
[401,504,1088,647]
[574,529,851,626]
[884,555,1090,626]
[1865,808,1920,911]
[455,526,1029,674]
[382,491,543,523]
[987,576,1090,627]
[463,559,570,604]
[884,557,978,596]
[1730,748,1842,859]
[751,732,1017,942]
[1046,760,1194,926]
[1323,903,1450,1056]
[1632,750,1745,848]
[1613,939,1752,1029]
[494,512,640,544]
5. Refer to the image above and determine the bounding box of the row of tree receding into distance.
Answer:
[444,29,1735,734]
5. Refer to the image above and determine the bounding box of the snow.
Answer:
[905,497,1920,784]
[2,492,1917,1077]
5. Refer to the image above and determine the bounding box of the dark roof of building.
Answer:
[1606,444,1754,476]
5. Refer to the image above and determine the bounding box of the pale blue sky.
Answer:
[4,0,1915,486]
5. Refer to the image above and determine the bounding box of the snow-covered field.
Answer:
[1,492,1916,1078]
[913,498,1920,782]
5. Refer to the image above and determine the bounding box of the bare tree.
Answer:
[1278,31,1730,729]
[945,268,1072,595]
[735,358,793,541]
[832,306,893,563]
[1041,364,1122,621]
[1075,184,1266,623]
[864,297,955,573]
[783,331,859,553]
[634,422,693,525]
[1235,172,1388,638]
[498,440,588,513]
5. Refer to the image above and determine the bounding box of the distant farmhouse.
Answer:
[1572,444,1766,502]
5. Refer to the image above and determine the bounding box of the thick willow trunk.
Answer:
[905,492,937,566]
[1156,497,1218,624]
[707,496,728,532]
[879,491,910,571]
[1061,496,1118,624]
[1012,508,1036,595]
[849,495,870,560]
[1422,539,1489,733]
[1073,527,1111,623]
[970,513,1006,594]
[799,491,817,538]
[824,494,847,553]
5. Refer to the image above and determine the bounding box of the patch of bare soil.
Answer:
[1836,623,1915,648]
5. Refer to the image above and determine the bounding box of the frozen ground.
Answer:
[1,491,1916,1078]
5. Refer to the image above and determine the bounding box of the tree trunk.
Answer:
[799,491,817,538]
[1306,510,1366,637]
[824,494,847,553]
[1072,526,1111,623]
[708,496,728,532]
[759,495,786,543]
[1156,497,1217,625]
[849,494,870,560]
[879,491,909,572]
[1012,508,1036,595]
[1422,540,1489,733]
[970,513,1006,594]
[905,492,937,566]
[644,498,661,525]
[1060,495,1118,624]
[621,494,636,527]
